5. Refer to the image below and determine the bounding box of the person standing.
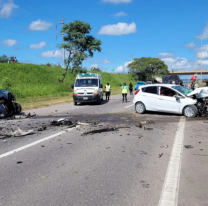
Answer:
[203,79,208,87]
[129,82,133,95]
[190,76,199,90]
[105,83,111,101]
[122,83,128,102]
[178,80,184,86]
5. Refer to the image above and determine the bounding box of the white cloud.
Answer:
[198,23,208,38]
[185,42,197,48]
[196,44,208,59]
[29,19,52,31]
[29,41,46,49]
[90,64,98,68]
[114,61,132,73]
[111,11,127,17]
[101,0,131,3]
[197,60,208,66]
[98,22,136,36]
[157,53,192,70]
[40,50,62,58]
[0,0,18,18]
[102,59,111,64]
[0,38,18,46]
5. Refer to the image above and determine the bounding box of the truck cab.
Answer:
[72,73,103,105]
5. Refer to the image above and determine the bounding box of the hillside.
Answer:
[0,63,136,108]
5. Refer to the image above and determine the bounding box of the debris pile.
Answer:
[0,128,34,138]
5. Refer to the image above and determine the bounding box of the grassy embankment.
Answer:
[0,63,136,109]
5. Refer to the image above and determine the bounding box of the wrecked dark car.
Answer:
[0,89,22,118]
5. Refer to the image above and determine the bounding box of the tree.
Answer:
[59,20,102,82]
[91,67,101,72]
[128,57,169,81]
[0,54,9,63]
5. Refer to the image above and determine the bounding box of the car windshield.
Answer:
[75,79,98,87]
[171,85,193,96]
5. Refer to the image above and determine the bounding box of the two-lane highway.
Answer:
[0,94,208,206]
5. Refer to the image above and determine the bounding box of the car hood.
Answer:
[187,87,208,98]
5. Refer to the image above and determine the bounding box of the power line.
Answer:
[0,28,56,41]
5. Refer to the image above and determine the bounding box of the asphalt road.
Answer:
[0,94,208,206]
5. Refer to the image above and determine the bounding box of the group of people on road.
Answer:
[104,82,133,103]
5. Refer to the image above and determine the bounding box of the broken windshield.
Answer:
[172,85,193,96]
[75,79,98,87]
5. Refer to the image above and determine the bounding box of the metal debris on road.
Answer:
[0,196,3,200]
[17,161,23,164]
[184,145,193,149]
[37,126,47,131]
[0,128,34,138]
[159,153,163,158]
[51,118,73,126]
[82,126,130,135]
[160,145,168,148]
[25,113,36,118]
[144,126,153,130]
[76,121,90,126]
[136,123,142,128]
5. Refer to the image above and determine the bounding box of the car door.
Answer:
[142,86,159,111]
[157,86,181,113]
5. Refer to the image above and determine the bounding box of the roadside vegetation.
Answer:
[0,63,136,109]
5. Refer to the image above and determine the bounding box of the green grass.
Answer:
[0,63,136,108]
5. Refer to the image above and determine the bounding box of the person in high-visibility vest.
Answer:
[122,83,128,102]
[105,83,112,101]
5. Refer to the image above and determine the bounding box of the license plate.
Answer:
[83,97,88,100]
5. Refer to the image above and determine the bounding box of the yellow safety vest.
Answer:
[122,86,128,94]
[106,85,111,92]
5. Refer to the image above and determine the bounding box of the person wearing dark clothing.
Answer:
[178,80,184,86]
[129,82,133,95]
[203,79,208,87]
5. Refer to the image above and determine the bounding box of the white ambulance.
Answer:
[72,73,103,105]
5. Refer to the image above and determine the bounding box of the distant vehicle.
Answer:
[162,74,181,84]
[146,81,152,84]
[71,73,103,105]
[135,81,146,90]
[133,84,205,118]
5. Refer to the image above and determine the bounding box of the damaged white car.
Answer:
[133,84,208,118]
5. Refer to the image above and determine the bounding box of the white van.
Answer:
[72,73,103,105]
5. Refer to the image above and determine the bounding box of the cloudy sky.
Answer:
[0,0,208,73]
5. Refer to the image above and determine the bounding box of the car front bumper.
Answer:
[73,95,99,103]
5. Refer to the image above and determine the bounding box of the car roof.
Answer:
[140,84,175,88]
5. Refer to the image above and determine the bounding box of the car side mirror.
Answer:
[174,95,180,100]
[71,84,74,89]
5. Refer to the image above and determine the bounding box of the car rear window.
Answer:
[143,86,157,94]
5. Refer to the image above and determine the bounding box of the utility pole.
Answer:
[197,36,206,82]
[57,19,66,68]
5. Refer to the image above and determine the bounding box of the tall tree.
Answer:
[128,57,169,81]
[0,54,9,63]
[59,20,102,82]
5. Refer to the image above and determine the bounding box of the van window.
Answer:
[75,79,98,87]
[143,86,158,94]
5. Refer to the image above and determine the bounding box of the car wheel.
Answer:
[97,96,101,105]
[183,105,198,118]
[135,102,146,114]
[74,102,77,106]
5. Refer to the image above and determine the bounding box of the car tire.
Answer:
[135,102,146,114]
[183,105,198,118]
[97,96,101,105]
[74,102,77,106]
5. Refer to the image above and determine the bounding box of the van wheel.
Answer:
[74,102,77,106]
[97,96,101,105]
[183,105,197,118]
[135,102,146,114]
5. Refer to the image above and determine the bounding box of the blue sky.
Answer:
[1,0,208,73]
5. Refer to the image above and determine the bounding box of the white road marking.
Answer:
[125,104,134,108]
[0,127,77,159]
[158,116,186,206]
